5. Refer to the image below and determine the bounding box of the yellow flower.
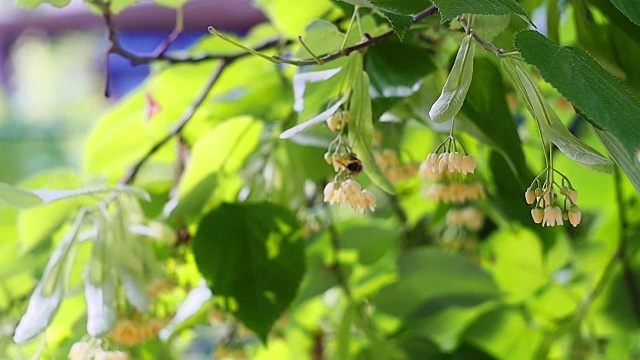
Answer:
[109,320,142,346]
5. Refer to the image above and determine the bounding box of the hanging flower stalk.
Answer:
[323,110,376,214]
[525,143,582,227]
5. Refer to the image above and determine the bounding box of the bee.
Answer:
[335,155,363,175]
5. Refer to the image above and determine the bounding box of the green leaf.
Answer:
[379,11,413,40]
[168,116,263,219]
[460,57,529,182]
[84,62,223,181]
[365,40,436,100]
[591,266,640,333]
[429,35,476,123]
[472,15,511,41]
[366,0,432,15]
[406,302,497,352]
[348,54,396,194]
[294,255,338,304]
[193,202,306,342]
[0,183,43,209]
[340,222,400,265]
[297,20,345,59]
[463,307,544,359]
[573,0,640,93]
[514,30,640,165]
[501,57,614,172]
[254,0,334,38]
[338,0,420,38]
[610,0,640,25]
[429,0,532,25]
[596,129,640,192]
[485,227,547,302]
[16,0,70,8]
[372,247,501,319]
[488,151,537,226]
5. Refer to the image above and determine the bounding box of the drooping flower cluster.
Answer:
[525,174,582,227]
[374,149,418,182]
[419,151,477,177]
[419,137,485,205]
[426,182,485,203]
[108,318,167,346]
[323,118,377,215]
[445,206,485,231]
[324,179,376,214]
[439,206,486,251]
[326,111,350,132]
[68,340,129,360]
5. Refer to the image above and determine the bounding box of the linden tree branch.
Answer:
[93,0,281,66]
[210,5,439,67]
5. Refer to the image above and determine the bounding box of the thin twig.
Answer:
[152,7,184,58]
[96,0,281,66]
[270,5,438,66]
[458,14,521,58]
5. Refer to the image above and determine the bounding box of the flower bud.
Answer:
[326,113,343,132]
[524,188,536,204]
[449,152,463,172]
[324,152,333,165]
[437,153,450,173]
[531,208,544,224]
[568,205,582,227]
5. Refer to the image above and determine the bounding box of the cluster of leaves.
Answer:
[1,0,640,359]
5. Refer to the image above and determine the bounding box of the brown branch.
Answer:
[152,7,184,58]
[96,0,281,66]
[271,5,439,66]
[101,1,437,67]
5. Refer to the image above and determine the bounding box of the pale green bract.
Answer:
[429,34,476,123]
[501,58,613,173]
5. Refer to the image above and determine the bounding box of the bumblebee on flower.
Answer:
[322,110,377,214]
